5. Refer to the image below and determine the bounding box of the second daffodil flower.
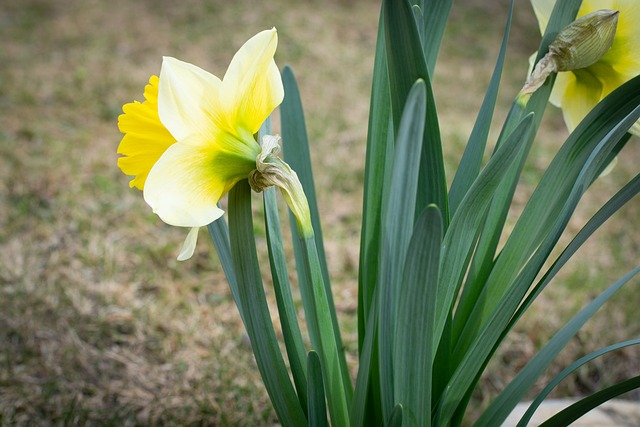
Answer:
[117,28,312,260]
[530,0,640,135]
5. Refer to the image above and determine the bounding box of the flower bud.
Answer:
[550,9,619,71]
[521,9,619,96]
[249,135,314,237]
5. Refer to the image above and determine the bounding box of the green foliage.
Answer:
[206,0,640,426]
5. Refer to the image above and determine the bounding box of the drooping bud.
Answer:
[521,9,619,96]
[249,135,314,237]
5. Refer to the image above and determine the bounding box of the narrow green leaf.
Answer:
[350,299,381,427]
[299,236,351,427]
[227,181,307,426]
[417,0,454,75]
[359,5,393,349]
[439,103,640,424]
[451,0,583,349]
[264,188,308,412]
[538,376,640,427]
[512,171,640,337]
[394,205,442,427]
[433,115,534,352]
[384,0,448,226]
[208,219,244,323]
[377,80,427,420]
[517,339,640,427]
[281,66,352,402]
[281,66,331,290]
[456,76,640,356]
[449,0,515,216]
[388,404,404,427]
[471,265,640,427]
[307,351,328,427]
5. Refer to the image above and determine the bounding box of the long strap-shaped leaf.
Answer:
[432,114,534,352]
[448,0,515,216]
[451,171,640,426]
[227,182,307,426]
[451,0,583,346]
[384,0,448,227]
[517,339,640,427]
[394,205,442,427]
[307,351,328,427]
[537,376,640,427]
[473,268,640,427]
[415,0,454,76]
[439,103,640,425]
[377,80,427,420]
[457,76,640,352]
[280,66,352,403]
[359,4,393,350]
[208,218,244,323]
[264,188,308,412]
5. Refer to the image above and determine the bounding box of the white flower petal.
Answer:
[158,57,222,140]
[530,0,556,34]
[220,28,284,134]
[177,227,200,261]
[144,135,226,227]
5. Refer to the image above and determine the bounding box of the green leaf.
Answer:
[226,181,307,427]
[359,4,393,352]
[394,205,442,427]
[416,0,454,75]
[517,339,640,427]
[299,236,351,427]
[307,351,328,427]
[207,218,244,323]
[281,66,352,403]
[388,404,404,427]
[438,101,640,424]
[264,188,308,412]
[383,0,448,227]
[449,0,515,216]
[281,66,331,290]
[377,79,427,420]
[450,0,583,349]
[433,114,534,354]
[350,299,381,427]
[454,76,640,358]
[538,376,640,427]
[511,171,640,338]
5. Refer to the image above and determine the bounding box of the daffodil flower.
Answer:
[531,0,640,135]
[118,28,310,260]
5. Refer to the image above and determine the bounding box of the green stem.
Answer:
[299,234,351,427]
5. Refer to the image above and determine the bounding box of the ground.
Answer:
[0,0,638,425]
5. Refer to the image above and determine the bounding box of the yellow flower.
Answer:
[117,29,285,259]
[531,0,640,135]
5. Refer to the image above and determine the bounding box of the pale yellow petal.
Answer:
[593,0,640,76]
[549,70,573,107]
[144,135,226,227]
[158,57,222,140]
[530,0,556,34]
[220,28,284,135]
[559,69,603,132]
[177,227,200,261]
[117,75,175,190]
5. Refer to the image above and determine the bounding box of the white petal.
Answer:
[177,227,200,261]
[530,0,556,34]
[158,57,222,140]
[144,135,226,227]
[220,29,284,134]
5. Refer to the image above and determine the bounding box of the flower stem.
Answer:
[299,234,351,427]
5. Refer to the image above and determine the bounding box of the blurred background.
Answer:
[1,0,638,424]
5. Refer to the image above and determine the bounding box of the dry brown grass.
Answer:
[1,0,638,425]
